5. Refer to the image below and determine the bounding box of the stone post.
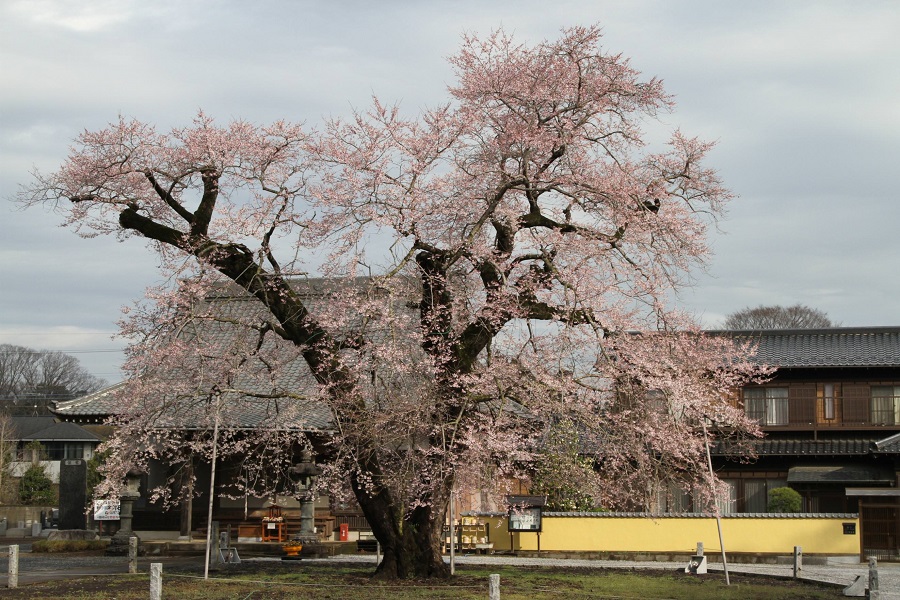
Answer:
[489,573,500,600]
[150,563,162,600]
[210,521,221,566]
[869,557,879,600]
[128,536,138,573]
[793,545,802,578]
[7,545,18,589]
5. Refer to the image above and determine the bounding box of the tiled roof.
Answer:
[713,327,900,368]
[874,432,900,454]
[54,383,127,417]
[713,434,900,456]
[713,438,873,456]
[53,278,411,432]
[753,438,876,456]
[55,381,333,432]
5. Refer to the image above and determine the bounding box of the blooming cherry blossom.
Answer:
[20,25,768,579]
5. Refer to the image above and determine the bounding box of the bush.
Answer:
[768,486,802,513]
[32,539,109,553]
[18,464,56,505]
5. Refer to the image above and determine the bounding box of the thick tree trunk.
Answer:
[358,490,450,579]
[376,518,449,580]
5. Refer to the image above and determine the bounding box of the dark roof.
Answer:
[9,416,57,438]
[874,432,900,454]
[787,465,895,484]
[714,434,900,457]
[712,327,900,368]
[751,438,876,456]
[55,381,333,432]
[10,416,100,442]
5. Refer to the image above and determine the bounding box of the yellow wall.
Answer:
[481,515,859,555]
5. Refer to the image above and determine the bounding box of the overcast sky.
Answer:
[1,0,898,383]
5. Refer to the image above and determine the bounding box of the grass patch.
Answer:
[31,539,110,553]
[2,561,844,599]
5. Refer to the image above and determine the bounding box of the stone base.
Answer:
[842,574,866,597]
[48,529,99,541]
[106,533,140,556]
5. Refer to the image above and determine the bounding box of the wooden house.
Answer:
[711,327,899,560]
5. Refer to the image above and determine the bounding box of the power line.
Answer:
[0,331,121,335]
[0,349,124,354]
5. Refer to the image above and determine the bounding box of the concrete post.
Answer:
[869,557,879,600]
[7,545,18,589]
[128,536,138,574]
[210,521,221,565]
[489,573,500,600]
[696,542,703,556]
[150,563,162,600]
[793,545,802,578]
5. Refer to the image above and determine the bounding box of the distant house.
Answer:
[8,415,102,483]
[711,327,900,560]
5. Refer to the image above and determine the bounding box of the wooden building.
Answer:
[711,327,900,560]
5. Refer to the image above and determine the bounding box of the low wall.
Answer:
[478,513,860,556]
[0,506,55,528]
[0,505,56,537]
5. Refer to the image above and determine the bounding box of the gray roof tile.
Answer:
[53,278,403,432]
[874,432,900,454]
[713,437,877,456]
[714,327,900,368]
[714,433,900,456]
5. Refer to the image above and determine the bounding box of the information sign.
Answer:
[93,499,121,521]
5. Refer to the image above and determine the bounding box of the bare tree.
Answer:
[723,304,835,330]
[0,411,17,503]
[0,345,106,414]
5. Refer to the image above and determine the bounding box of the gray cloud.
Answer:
[2,0,898,381]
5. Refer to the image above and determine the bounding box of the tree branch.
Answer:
[144,171,194,224]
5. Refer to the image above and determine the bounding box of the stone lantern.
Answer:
[288,450,323,554]
[107,469,142,555]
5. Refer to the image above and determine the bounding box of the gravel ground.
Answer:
[1,547,898,598]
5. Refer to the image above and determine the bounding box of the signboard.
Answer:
[93,499,121,521]
[508,507,542,532]
[506,495,547,533]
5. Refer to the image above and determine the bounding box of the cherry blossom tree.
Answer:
[20,26,768,579]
